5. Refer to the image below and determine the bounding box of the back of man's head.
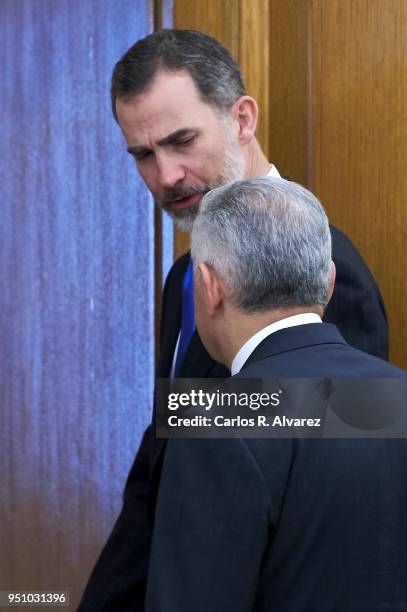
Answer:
[191,177,332,313]
[111,29,246,120]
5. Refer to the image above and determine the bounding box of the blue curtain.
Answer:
[0,0,156,605]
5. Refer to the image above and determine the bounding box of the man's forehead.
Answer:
[116,72,223,145]
[120,69,202,110]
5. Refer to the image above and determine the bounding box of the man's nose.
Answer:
[156,156,186,188]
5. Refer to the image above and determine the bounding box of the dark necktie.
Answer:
[174,259,196,377]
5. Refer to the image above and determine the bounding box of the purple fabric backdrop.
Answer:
[0,0,157,606]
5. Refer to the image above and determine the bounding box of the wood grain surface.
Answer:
[268,0,310,185]
[311,0,407,366]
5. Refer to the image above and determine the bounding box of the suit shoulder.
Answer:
[329,225,364,263]
[236,339,406,378]
[163,251,190,291]
[329,224,372,271]
[328,223,384,306]
[159,252,191,351]
[344,347,407,377]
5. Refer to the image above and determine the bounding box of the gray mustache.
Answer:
[159,186,208,206]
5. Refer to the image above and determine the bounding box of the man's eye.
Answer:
[176,137,195,147]
[135,151,153,161]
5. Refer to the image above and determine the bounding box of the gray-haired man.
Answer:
[144,177,407,611]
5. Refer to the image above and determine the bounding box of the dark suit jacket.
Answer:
[78,226,389,610]
[145,324,407,611]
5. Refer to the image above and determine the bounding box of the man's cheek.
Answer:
[137,166,158,197]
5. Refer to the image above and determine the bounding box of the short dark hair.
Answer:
[111,29,246,120]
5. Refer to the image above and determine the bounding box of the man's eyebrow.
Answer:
[156,128,200,146]
[127,128,200,156]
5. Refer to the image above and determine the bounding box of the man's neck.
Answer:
[245,139,271,178]
[222,305,324,369]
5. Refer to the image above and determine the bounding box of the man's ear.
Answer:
[326,261,336,305]
[231,95,258,145]
[198,262,224,317]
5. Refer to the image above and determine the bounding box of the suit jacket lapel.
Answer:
[156,255,189,377]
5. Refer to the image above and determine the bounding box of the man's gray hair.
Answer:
[191,178,332,312]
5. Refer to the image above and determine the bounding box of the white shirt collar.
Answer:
[230,313,322,375]
[267,164,281,178]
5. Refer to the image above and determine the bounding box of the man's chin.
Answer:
[173,216,195,233]
[163,206,199,233]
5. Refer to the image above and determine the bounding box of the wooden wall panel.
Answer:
[174,0,240,61]
[311,0,407,366]
[240,0,270,158]
[268,0,310,185]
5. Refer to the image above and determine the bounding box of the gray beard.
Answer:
[162,124,246,233]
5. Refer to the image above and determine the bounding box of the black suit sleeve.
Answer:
[325,225,388,360]
[145,438,271,612]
